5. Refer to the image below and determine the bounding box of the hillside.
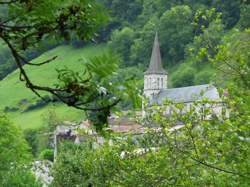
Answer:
[0,1,249,186]
[0,44,107,129]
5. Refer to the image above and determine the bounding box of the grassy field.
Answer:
[0,44,107,129]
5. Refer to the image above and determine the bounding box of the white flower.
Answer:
[98,86,108,95]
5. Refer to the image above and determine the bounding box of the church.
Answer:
[143,33,225,117]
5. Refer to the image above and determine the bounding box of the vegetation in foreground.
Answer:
[0,0,249,186]
[0,115,40,186]
[52,29,250,186]
[53,90,250,186]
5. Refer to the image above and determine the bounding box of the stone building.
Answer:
[144,32,168,98]
[143,33,226,117]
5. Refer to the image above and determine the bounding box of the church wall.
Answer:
[144,74,167,97]
[161,102,226,119]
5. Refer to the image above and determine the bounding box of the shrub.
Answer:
[0,115,40,186]
[194,69,214,85]
[24,96,51,112]
[24,128,40,156]
[4,106,19,112]
[39,149,54,162]
[171,64,196,87]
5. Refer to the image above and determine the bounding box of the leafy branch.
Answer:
[0,0,122,115]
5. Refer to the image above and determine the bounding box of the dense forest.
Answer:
[103,0,250,87]
[0,0,249,186]
[1,0,249,86]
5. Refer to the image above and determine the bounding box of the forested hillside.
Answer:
[0,0,249,127]
[0,0,249,186]
[103,0,250,87]
[1,0,249,86]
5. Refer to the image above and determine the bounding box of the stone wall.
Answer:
[144,74,167,98]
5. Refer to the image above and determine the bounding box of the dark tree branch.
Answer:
[171,136,250,178]
[190,156,250,178]
[1,36,64,94]
[26,56,58,66]
[1,35,121,113]
[73,98,121,111]
[0,23,33,30]
[0,1,120,131]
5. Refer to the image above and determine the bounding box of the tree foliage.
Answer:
[52,6,250,185]
[53,93,250,186]
[109,27,135,64]
[0,0,111,108]
[214,29,250,89]
[159,5,194,65]
[130,16,159,65]
[106,0,248,87]
[0,115,39,186]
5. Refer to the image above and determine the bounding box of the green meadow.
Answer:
[0,44,107,129]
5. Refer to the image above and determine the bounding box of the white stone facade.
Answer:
[144,74,167,98]
[162,102,228,119]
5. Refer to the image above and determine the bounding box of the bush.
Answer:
[194,69,214,85]
[39,149,54,162]
[0,115,40,186]
[2,166,41,187]
[171,64,196,87]
[24,129,40,156]
[24,127,54,158]
[4,106,19,112]
[24,96,51,112]
[109,27,134,65]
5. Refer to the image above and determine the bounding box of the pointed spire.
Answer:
[145,32,167,75]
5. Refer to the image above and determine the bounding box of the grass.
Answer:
[6,104,85,129]
[0,44,107,129]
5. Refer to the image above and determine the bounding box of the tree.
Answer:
[135,0,158,26]
[159,5,194,65]
[52,19,250,186]
[0,0,123,130]
[0,41,16,80]
[130,16,160,66]
[214,29,250,89]
[194,69,214,85]
[171,64,196,87]
[108,0,143,24]
[109,27,135,65]
[211,0,241,29]
[184,10,224,67]
[0,115,39,186]
[237,4,250,30]
[170,9,224,87]
[97,0,143,42]
[53,93,250,186]
[82,53,140,131]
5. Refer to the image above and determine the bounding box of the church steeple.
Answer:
[145,32,167,75]
[144,32,168,98]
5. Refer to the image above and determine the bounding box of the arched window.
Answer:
[157,78,160,88]
[161,78,164,87]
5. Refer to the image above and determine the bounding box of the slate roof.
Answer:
[145,32,167,75]
[151,84,220,104]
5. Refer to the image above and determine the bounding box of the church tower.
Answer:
[144,32,167,98]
